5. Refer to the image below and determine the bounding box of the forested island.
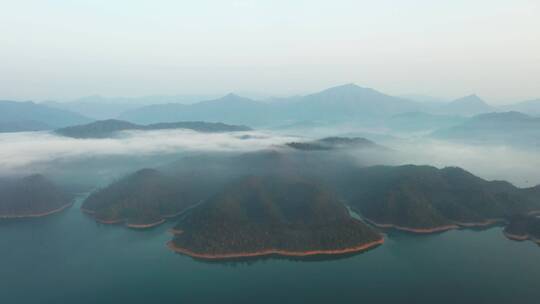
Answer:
[168,175,384,259]
[345,165,540,233]
[82,169,200,228]
[0,174,72,218]
[504,214,540,244]
[286,136,380,151]
[55,119,252,138]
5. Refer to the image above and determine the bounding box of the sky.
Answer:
[1,0,539,104]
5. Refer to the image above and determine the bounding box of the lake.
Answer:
[1,196,540,304]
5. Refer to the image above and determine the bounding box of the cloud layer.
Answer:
[1,130,539,188]
[0,130,299,173]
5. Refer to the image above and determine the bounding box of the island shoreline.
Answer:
[364,217,505,234]
[166,237,384,260]
[81,208,171,229]
[503,231,540,244]
[0,202,72,219]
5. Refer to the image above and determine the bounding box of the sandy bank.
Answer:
[168,228,184,235]
[503,231,540,244]
[363,218,459,233]
[82,207,184,229]
[365,217,508,234]
[454,219,506,227]
[127,219,166,229]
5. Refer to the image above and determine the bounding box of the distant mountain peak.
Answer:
[214,93,253,102]
[223,93,241,99]
[324,83,374,93]
[440,94,494,116]
[452,94,485,104]
[196,93,260,107]
[336,83,362,89]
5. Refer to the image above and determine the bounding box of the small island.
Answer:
[286,136,380,151]
[503,215,540,244]
[0,174,72,218]
[168,175,384,260]
[346,165,540,233]
[55,119,252,138]
[81,168,199,229]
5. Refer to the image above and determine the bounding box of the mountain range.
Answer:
[118,84,424,126]
[45,94,218,120]
[3,84,540,133]
[117,84,518,127]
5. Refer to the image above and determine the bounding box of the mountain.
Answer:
[344,165,540,233]
[0,100,92,132]
[386,112,466,132]
[0,174,72,218]
[502,99,540,116]
[45,94,217,119]
[432,111,540,146]
[118,84,424,126]
[285,136,381,151]
[437,94,495,116]
[81,169,200,228]
[55,119,251,138]
[168,175,383,259]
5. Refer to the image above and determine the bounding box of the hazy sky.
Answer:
[1,0,539,103]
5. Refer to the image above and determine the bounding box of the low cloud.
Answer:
[1,130,539,188]
[0,130,299,173]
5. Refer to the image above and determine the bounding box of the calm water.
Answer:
[1,196,540,304]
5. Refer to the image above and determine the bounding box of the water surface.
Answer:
[1,197,540,304]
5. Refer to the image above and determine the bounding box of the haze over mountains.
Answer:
[112,84,538,127]
[0,100,91,132]
[432,112,540,147]
[501,99,540,116]
[435,95,496,116]
[2,83,540,137]
[44,94,218,120]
